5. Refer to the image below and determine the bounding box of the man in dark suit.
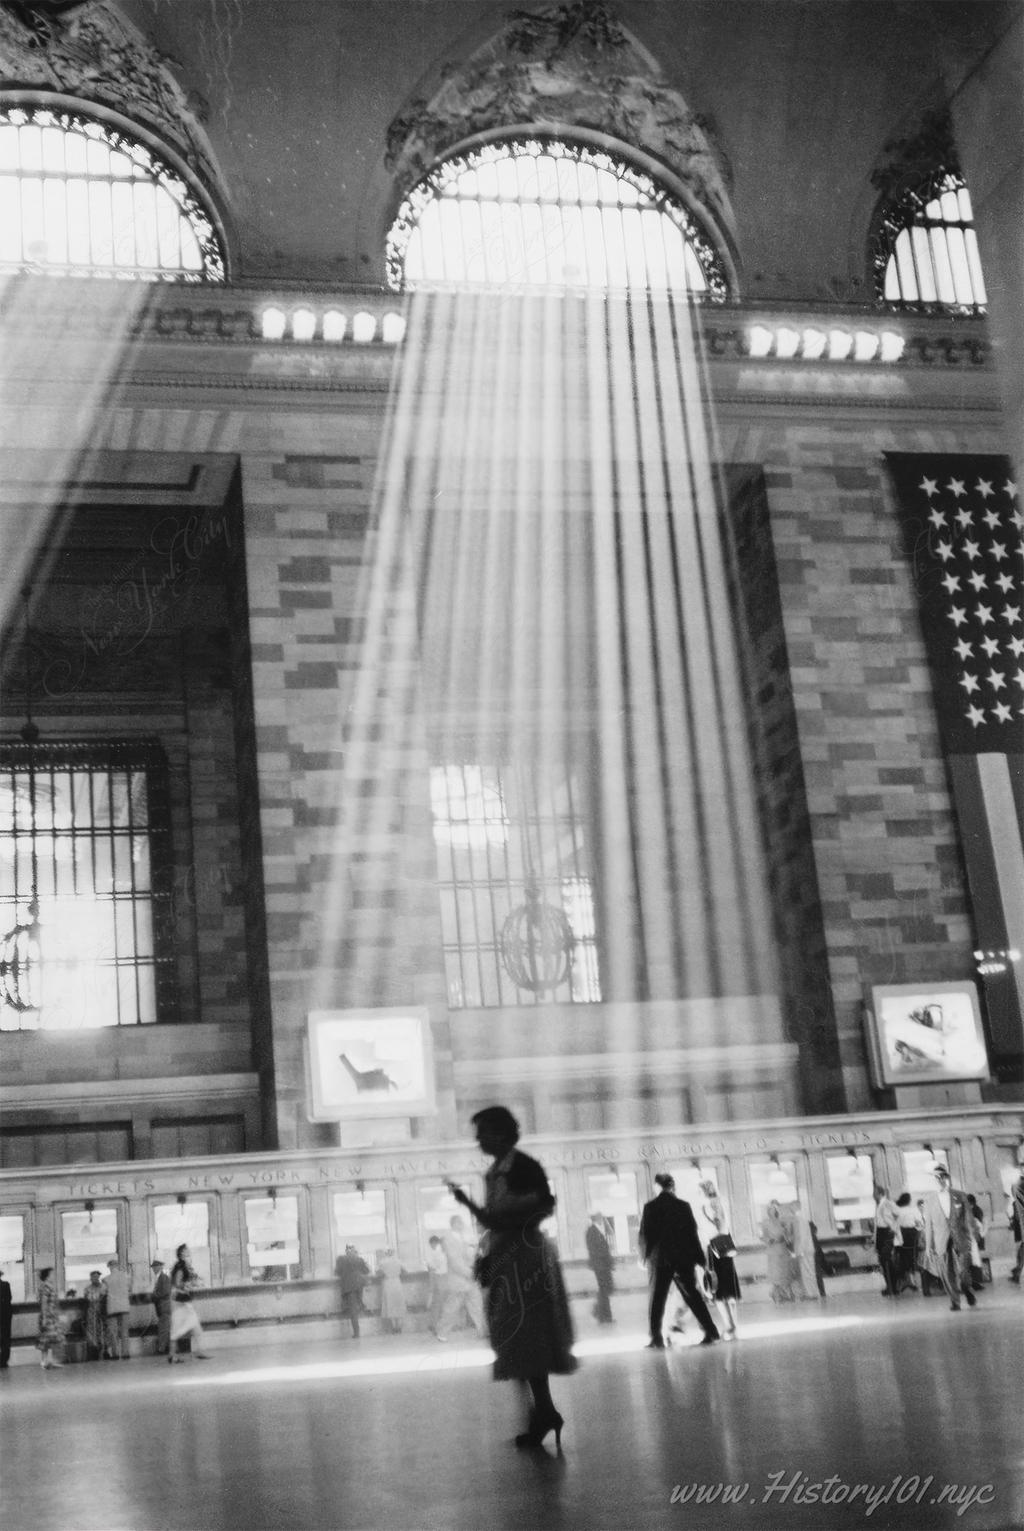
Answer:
[150,1260,172,1355]
[639,1174,720,1347]
[585,1214,615,1324]
[0,1269,12,1368]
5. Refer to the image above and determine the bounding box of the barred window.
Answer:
[430,762,601,1008]
[387,137,728,299]
[0,742,174,1030]
[875,169,986,312]
[0,102,225,280]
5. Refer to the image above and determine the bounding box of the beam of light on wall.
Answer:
[0,274,150,631]
[317,281,787,1136]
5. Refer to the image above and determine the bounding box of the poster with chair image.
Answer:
[307,1007,436,1120]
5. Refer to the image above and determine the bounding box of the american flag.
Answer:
[887,453,1023,754]
[887,453,1023,1076]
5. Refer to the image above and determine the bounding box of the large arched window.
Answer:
[0,102,225,281]
[873,168,986,313]
[386,137,729,299]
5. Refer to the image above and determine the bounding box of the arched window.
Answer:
[0,102,225,281]
[874,168,986,313]
[386,137,729,299]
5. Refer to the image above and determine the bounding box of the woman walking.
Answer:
[448,1106,576,1451]
[37,1267,63,1368]
[168,1244,210,1362]
[699,1182,740,1337]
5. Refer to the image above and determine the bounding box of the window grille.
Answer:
[874,169,986,313]
[0,741,175,1030]
[387,137,728,299]
[430,761,601,1008]
[0,103,225,280]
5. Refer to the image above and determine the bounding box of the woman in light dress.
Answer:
[378,1250,407,1334]
[761,1200,795,1304]
[169,1243,210,1362]
[787,1199,819,1299]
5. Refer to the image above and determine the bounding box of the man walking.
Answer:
[921,1164,976,1311]
[436,1215,484,1341]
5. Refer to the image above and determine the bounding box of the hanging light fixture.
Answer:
[0,589,43,1014]
[498,763,575,995]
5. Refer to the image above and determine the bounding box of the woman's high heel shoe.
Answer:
[515,1409,564,1451]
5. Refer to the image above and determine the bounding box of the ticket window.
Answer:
[826,1153,876,1234]
[0,1213,27,1302]
[61,1207,119,1293]
[332,1188,388,1268]
[152,1201,212,1286]
[585,1169,640,1256]
[244,1195,301,1282]
[900,1148,949,1204]
[417,1182,479,1266]
[748,1159,800,1231]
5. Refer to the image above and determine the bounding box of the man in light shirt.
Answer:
[873,1185,900,1297]
[921,1164,976,1312]
[436,1215,484,1341]
[103,1258,132,1360]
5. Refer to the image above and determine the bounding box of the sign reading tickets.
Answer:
[307,1007,436,1120]
[866,981,989,1088]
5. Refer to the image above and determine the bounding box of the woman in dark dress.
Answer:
[448,1106,576,1450]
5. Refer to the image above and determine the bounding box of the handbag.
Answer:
[709,1232,736,1258]
[472,1251,493,1288]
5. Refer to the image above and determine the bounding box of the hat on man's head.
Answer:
[933,1164,951,1178]
[151,1258,164,1268]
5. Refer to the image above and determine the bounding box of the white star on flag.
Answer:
[968,572,988,592]
[962,538,981,560]
[981,636,1000,658]
[976,480,994,498]
[949,479,966,496]
[993,701,1012,722]
[955,507,973,529]
[988,671,1006,692]
[960,674,980,694]
[920,477,938,496]
[929,508,947,530]
[967,704,986,727]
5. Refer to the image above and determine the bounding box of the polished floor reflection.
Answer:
[2,1288,1022,1531]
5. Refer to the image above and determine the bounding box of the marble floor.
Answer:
[2,1286,1022,1531]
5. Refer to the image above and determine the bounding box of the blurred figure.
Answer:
[0,1268,12,1369]
[893,1193,922,1293]
[436,1215,484,1342]
[150,1259,172,1355]
[874,1184,900,1297]
[449,1105,576,1451]
[921,1165,976,1313]
[584,1213,615,1324]
[425,1235,447,1335]
[169,1243,210,1361]
[378,1249,406,1334]
[1010,1171,1024,1284]
[967,1195,987,1289]
[699,1181,740,1335]
[788,1199,818,1300]
[761,1200,795,1304]
[640,1173,720,1347]
[37,1268,63,1369]
[808,1219,829,1299]
[335,1244,370,1339]
[83,1269,106,1360]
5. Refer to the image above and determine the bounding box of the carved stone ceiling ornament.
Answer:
[385,0,733,235]
[0,0,216,179]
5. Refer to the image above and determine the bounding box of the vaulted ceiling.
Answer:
[18,1,1024,300]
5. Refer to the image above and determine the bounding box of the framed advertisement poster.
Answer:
[307,1007,436,1121]
[866,982,989,1088]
